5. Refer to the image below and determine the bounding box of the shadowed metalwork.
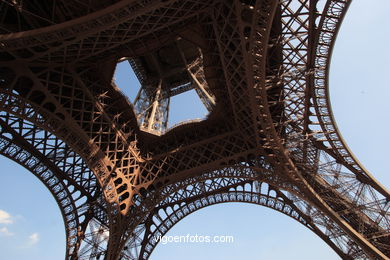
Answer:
[0,0,388,259]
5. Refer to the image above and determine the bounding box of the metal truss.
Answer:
[0,0,388,259]
[0,110,109,258]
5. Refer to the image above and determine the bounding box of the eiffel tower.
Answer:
[0,0,389,259]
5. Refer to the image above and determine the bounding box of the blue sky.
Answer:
[0,1,389,259]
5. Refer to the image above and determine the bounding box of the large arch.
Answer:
[312,0,388,196]
[0,110,108,259]
[0,125,82,258]
[272,0,390,257]
[0,60,146,257]
[0,0,388,259]
[117,168,362,259]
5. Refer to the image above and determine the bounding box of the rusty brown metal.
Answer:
[0,0,389,259]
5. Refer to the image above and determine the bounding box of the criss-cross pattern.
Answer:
[0,0,388,259]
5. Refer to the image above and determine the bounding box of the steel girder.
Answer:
[0,111,109,258]
[0,0,389,259]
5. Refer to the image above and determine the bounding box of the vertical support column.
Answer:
[147,80,163,131]
[177,43,216,111]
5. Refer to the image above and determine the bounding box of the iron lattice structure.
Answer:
[0,0,389,259]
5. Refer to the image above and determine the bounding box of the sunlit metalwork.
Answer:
[0,0,388,259]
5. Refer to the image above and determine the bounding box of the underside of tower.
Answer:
[0,0,389,259]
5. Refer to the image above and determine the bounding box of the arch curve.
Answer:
[0,70,129,215]
[119,172,355,260]
[312,0,388,196]
[0,129,84,258]
[0,110,107,259]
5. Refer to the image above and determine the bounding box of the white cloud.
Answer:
[0,226,14,236]
[0,210,13,224]
[28,232,39,246]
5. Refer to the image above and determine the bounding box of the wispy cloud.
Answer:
[27,233,39,246]
[0,210,13,224]
[0,227,14,236]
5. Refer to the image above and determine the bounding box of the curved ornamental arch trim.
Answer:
[0,0,389,259]
[0,110,108,259]
[119,177,356,260]
[245,0,390,258]
[112,165,370,259]
[109,165,310,257]
[0,124,85,258]
[312,0,389,197]
[309,1,390,255]
[144,195,312,259]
